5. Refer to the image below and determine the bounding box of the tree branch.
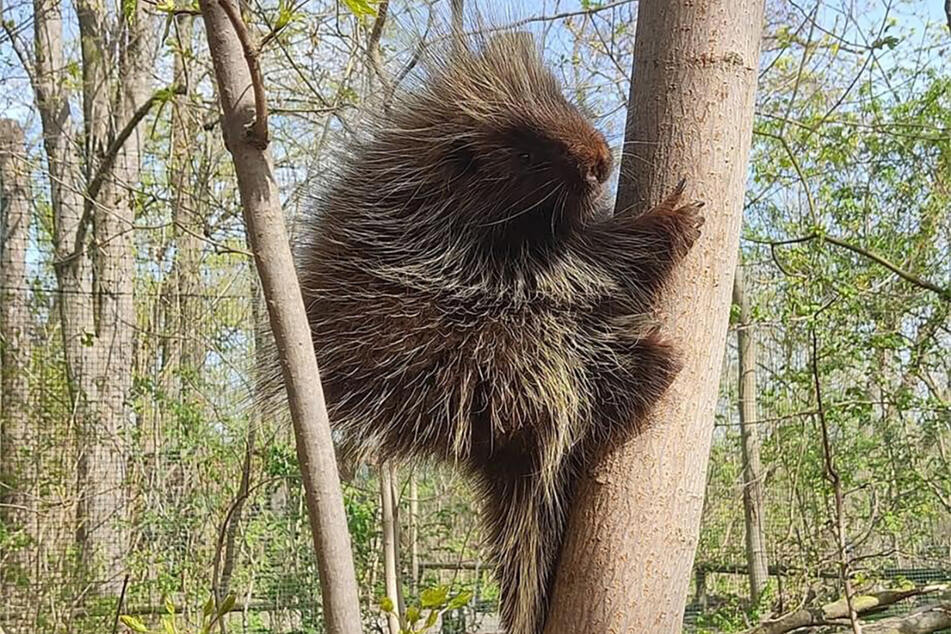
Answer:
[747,586,948,634]
[812,328,862,634]
[215,0,268,148]
[59,85,183,269]
[746,233,951,301]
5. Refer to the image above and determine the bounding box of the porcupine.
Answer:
[282,31,703,634]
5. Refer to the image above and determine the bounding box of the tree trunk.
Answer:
[381,464,401,634]
[32,0,109,597]
[733,262,770,603]
[169,15,205,391]
[409,470,420,596]
[197,2,363,631]
[0,119,32,515]
[545,2,763,632]
[0,120,34,617]
[71,0,154,593]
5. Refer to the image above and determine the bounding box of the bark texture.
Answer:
[381,464,401,634]
[733,263,770,602]
[0,120,34,617]
[544,2,764,631]
[197,1,363,631]
[0,119,32,520]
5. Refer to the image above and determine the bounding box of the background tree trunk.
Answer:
[734,262,770,603]
[0,119,32,520]
[0,120,34,620]
[381,464,401,634]
[72,0,154,593]
[545,1,764,631]
[197,1,363,630]
[409,470,420,597]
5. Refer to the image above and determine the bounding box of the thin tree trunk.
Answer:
[217,271,263,605]
[197,2,362,631]
[71,0,154,593]
[169,15,204,391]
[0,120,34,617]
[545,2,764,631]
[0,119,32,515]
[733,262,770,603]
[409,470,420,596]
[381,464,401,634]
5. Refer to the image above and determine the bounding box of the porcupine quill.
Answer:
[262,27,704,634]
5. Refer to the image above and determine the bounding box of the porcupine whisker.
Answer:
[477,181,563,227]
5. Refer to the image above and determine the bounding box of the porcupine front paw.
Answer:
[646,178,705,260]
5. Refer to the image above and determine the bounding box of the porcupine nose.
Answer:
[585,155,610,186]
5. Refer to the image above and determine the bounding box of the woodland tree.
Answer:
[546,1,765,631]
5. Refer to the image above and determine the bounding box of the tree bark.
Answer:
[197,1,363,632]
[733,262,770,603]
[0,119,32,518]
[0,120,34,617]
[545,2,764,632]
[381,464,401,634]
[71,0,154,593]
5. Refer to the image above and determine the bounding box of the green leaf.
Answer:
[379,596,394,613]
[419,585,448,609]
[218,593,236,617]
[446,591,472,611]
[161,615,177,634]
[164,598,175,615]
[424,609,439,628]
[342,0,377,18]
[121,0,137,22]
[120,615,150,632]
[202,596,215,617]
[274,0,296,29]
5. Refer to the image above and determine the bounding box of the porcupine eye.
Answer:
[517,152,532,164]
[448,140,478,176]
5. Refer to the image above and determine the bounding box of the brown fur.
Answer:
[264,31,703,634]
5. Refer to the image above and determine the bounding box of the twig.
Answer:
[61,85,184,269]
[87,86,185,206]
[746,233,951,301]
[111,575,130,634]
[365,0,394,113]
[216,0,269,148]
[811,329,862,634]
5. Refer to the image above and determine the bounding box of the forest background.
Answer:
[0,0,949,632]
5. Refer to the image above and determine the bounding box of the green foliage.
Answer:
[379,584,473,634]
[121,594,236,634]
[342,0,378,19]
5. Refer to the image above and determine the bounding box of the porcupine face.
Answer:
[447,57,612,242]
[385,34,613,252]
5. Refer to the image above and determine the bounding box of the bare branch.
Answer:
[812,329,862,634]
[215,0,269,147]
[59,85,184,270]
[746,233,951,301]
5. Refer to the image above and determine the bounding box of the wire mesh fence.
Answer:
[2,271,950,633]
[1,1,950,630]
